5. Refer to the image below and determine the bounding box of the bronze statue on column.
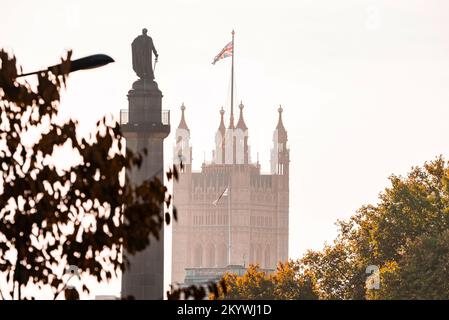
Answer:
[132,28,159,80]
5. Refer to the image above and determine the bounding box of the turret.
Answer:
[235,101,249,164]
[270,105,289,176]
[174,103,192,171]
[214,107,226,164]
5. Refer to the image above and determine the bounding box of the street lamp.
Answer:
[17,54,114,77]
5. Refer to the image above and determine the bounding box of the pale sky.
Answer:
[2,0,449,299]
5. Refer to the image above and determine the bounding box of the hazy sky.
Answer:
[2,0,449,298]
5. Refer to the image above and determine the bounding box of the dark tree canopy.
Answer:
[0,50,177,299]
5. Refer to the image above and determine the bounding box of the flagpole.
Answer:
[227,185,231,266]
[230,29,235,129]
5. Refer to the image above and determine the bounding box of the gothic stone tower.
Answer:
[171,103,289,285]
[121,30,170,299]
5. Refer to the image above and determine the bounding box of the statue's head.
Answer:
[142,28,148,35]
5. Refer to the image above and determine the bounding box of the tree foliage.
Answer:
[210,157,448,300]
[368,230,449,299]
[300,157,449,299]
[0,50,177,299]
[210,263,319,300]
[300,239,366,300]
[167,280,226,300]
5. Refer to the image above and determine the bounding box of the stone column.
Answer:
[121,79,170,299]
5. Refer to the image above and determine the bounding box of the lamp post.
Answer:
[17,54,114,77]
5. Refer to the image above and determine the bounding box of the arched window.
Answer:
[264,245,271,268]
[194,244,203,267]
[218,243,227,267]
[256,245,262,266]
[250,244,255,265]
[206,243,216,267]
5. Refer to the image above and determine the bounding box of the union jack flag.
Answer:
[212,41,233,65]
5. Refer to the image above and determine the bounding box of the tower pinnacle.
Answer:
[236,100,248,130]
[218,106,226,135]
[214,107,227,164]
[276,105,286,133]
[271,105,289,176]
[178,102,189,131]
